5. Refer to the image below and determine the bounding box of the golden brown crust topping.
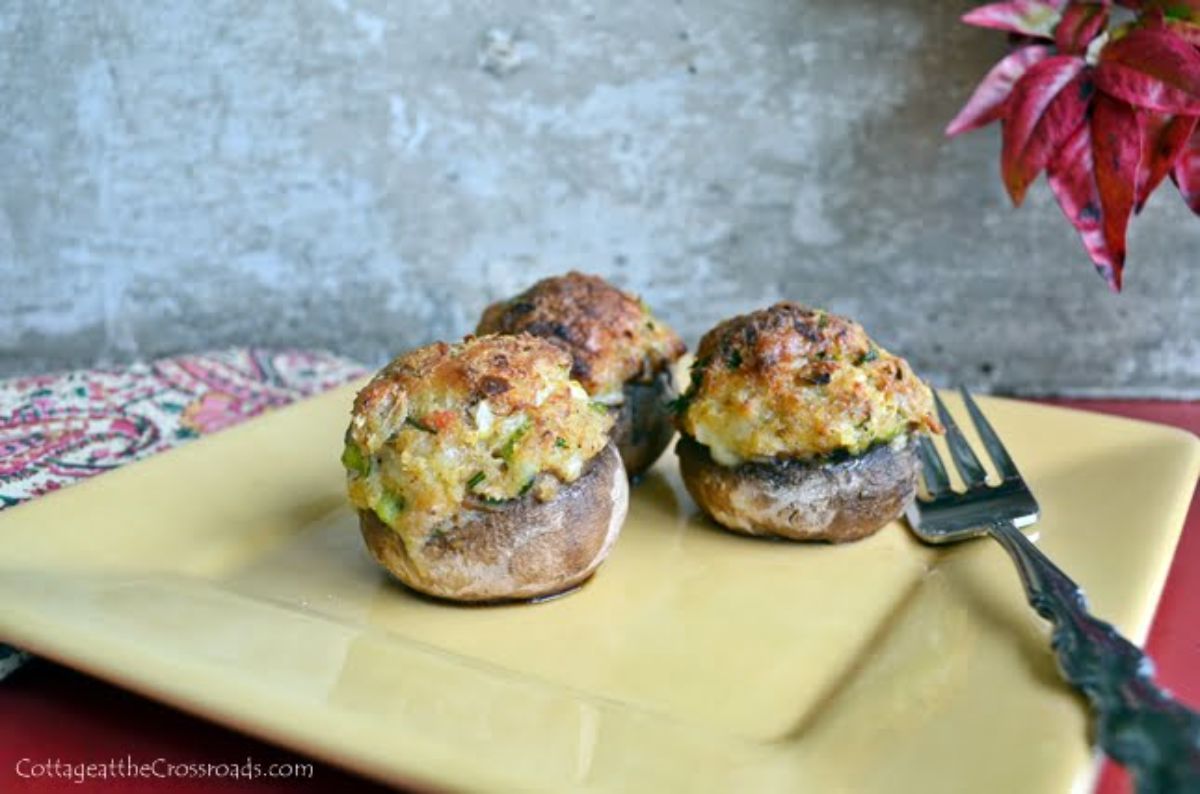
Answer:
[476,272,686,398]
[676,302,942,464]
[343,334,612,539]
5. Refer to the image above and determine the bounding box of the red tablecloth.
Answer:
[1,386,1196,793]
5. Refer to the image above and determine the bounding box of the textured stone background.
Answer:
[2,0,1197,395]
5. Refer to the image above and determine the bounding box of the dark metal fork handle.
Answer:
[988,520,1200,794]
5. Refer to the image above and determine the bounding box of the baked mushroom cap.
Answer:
[343,334,626,601]
[677,434,919,543]
[674,302,941,542]
[360,442,628,601]
[476,271,686,475]
[607,370,677,479]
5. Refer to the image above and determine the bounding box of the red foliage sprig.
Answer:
[949,0,1200,290]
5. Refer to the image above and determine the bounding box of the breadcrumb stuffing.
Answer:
[477,271,686,400]
[676,303,942,465]
[344,334,612,537]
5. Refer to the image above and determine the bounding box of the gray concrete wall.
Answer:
[2,0,1197,395]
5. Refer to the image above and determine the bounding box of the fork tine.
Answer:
[932,391,990,488]
[915,435,951,496]
[958,388,1020,481]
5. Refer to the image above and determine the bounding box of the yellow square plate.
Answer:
[1,385,1197,793]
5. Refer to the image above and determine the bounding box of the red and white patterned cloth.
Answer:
[0,348,367,677]
[0,349,365,506]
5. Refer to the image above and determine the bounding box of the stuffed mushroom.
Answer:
[343,334,628,601]
[477,272,687,478]
[674,303,942,543]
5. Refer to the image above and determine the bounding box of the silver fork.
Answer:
[906,389,1200,794]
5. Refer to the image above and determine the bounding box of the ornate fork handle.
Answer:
[988,520,1200,794]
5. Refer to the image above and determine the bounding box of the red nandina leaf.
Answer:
[1091,95,1141,264]
[963,1,1067,38]
[1001,56,1092,205]
[1166,18,1200,46]
[1172,125,1200,213]
[1135,111,1198,209]
[1094,28,1200,113]
[1048,123,1125,290]
[947,46,1054,135]
[1055,2,1110,55]
[1141,6,1168,27]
